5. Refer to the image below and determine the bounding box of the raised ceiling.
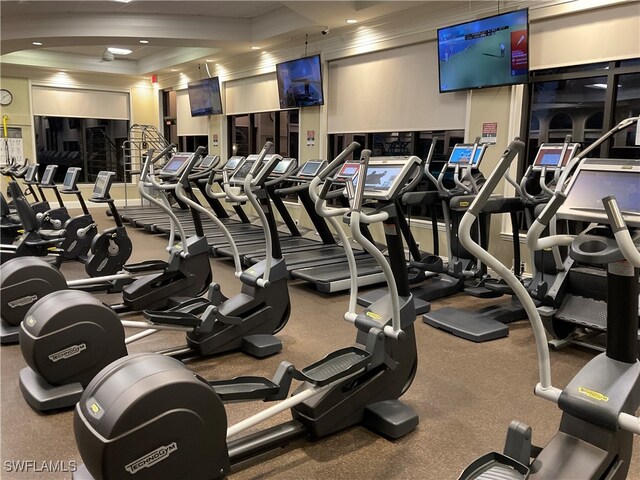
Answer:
[1,1,443,76]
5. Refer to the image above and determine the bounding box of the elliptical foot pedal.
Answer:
[363,400,419,439]
[458,453,529,480]
[209,376,280,401]
[242,334,282,358]
[18,367,83,411]
[295,347,371,386]
[0,322,20,345]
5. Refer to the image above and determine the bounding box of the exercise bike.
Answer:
[457,119,640,480]
[71,145,421,480]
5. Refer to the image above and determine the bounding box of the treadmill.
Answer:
[213,156,330,258]
[149,155,252,235]
[125,153,219,228]
[243,160,375,271]
[291,155,424,293]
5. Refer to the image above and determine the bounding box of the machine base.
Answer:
[363,399,419,439]
[242,334,282,358]
[0,321,20,345]
[19,367,83,411]
[423,307,509,342]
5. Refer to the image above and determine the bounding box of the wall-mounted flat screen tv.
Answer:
[438,9,529,93]
[276,54,324,108]
[187,77,223,116]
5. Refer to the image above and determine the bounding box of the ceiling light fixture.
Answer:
[113,0,133,3]
[346,19,358,24]
[251,46,260,50]
[32,41,43,46]
[139,40,149,44]
[205,59,214,63]
[170,69,178,72]
[107,47,132,55]
[101,50,115,61]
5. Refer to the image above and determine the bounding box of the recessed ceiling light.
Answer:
[32,41,43,46]
[170,69,178,72]
[205,59,214,63]
[139,40,149,44]
[107,47,132,55]
[58,71,67,75]
[251,46,260,50]
[346,19,357,24]
[113,0,132,3]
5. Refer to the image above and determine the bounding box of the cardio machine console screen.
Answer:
[159,153,191,177]
[557,160,640,227]
[40,166,55,185]
[230,160,255,183]
[272,157,295,175]
[224,156,244,171]
[533,144,579,169]
[352,157,420,201]
[62,168,80,190]
[336,162,360,180]
[299,161,323,177]
[200,155,218,168]
[92,172,114,199]
[25,165,38,183]
[448,144,486,166]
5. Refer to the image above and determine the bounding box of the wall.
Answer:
[0,77,34,162]
[2,0,638,265]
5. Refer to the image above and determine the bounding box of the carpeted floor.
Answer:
[1,209,638,479]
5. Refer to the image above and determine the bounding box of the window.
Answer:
[610,72,640,159]
[228,110,298,159]
[34,116,129,183]
[522,59,640,173]
[328,129,465,221]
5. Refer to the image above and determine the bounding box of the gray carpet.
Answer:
[1,209,638,479]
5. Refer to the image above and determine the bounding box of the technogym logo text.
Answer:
[48,344,87,362]
[7,295,38,309]
[125,443,178,474]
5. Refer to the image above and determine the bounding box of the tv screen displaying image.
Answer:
[187,77,223,116]
[276,54,324,108]
[438,9,529,93]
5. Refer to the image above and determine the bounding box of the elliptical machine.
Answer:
[457,120,640,480]
[0,148,211,346]
[14,144,291,411]
[71,146,420,480]
[142,141,292,358]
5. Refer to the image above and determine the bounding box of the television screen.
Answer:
[187,77,223,116]
[276,54,324,108]
[438,9,529,92]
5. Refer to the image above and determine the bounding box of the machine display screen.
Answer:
[62,169,78,189]
[231,160,255,182]
[449,145,485,166]
[25,165,37,182]
[200,155,217,168]
[336,162,360,179]
[160,154,191,175]
[225,157,243,170]
[358,165,403,191]
[92,174,111,197]
[563,169,640,218]
[300,161,323,177]
[533,144,578,167]
[272,158,294,175]
[41,167,55,185]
